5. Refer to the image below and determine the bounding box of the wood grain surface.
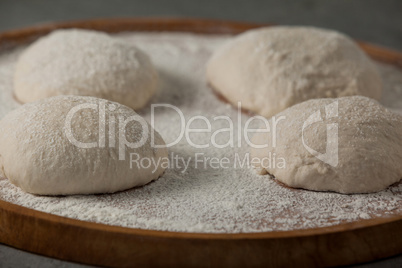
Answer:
[0,17,402,267]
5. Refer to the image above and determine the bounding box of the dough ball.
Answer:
[250,96,402,194]
[0,96,168,195]
[14,29,158,110]
[207,26,383,118]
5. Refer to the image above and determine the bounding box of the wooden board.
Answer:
[0,18,402,267]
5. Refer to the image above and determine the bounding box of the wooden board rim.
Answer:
[0,17,402,267]
[2,198,402,239]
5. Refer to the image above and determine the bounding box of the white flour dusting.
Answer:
[0,32,401,233]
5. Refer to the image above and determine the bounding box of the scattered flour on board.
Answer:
[0,32,401,233]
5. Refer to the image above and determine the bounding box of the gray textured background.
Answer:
[0,0,401,267]
[0,0,401,50]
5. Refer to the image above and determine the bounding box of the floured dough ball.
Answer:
[207,26,383,118]
[14,29,158,110]
[250,96,402,194]
[0,96,168,195]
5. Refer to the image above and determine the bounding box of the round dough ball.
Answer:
[14,29,158,110]
[207,26,383,118]
[250,96,402,194]
[0,96,168,195]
